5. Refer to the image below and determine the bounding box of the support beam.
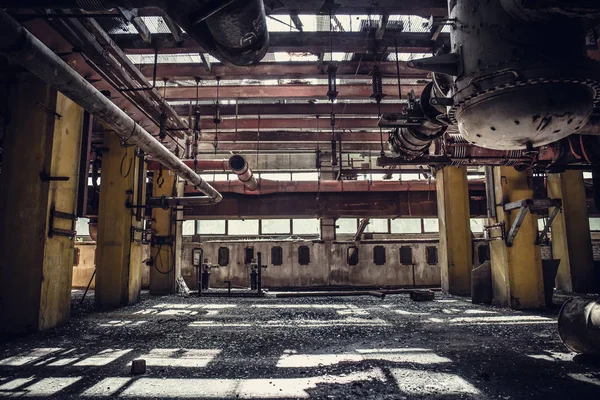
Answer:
[0,76,83,336]
[163,84,422,101]
[149,170,177,295]
[140,61,427,81]
[114,31,447,55]
[95,131,140,309]
[489,167,545,309]
[436,167,472,295]
[547,171,596,293]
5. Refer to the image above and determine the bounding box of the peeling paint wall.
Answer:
[180,238,444,289]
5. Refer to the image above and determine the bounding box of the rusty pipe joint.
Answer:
[229,154,258,191]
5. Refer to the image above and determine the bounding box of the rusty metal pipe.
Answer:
[229,154,258,191]
[0,11,222,203]
[558,297,600,354]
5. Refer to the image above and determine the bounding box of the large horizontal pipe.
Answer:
[148,155,258,191]
[558,297,600,354]
[0,11,221,203]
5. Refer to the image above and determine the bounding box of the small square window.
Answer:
[426,246,438,265]
[298,246,310,265]
[218,247,229,266]
[347,246,359,266]
[400,246,413,265]
[373,246,386,265]
[271,246,283,266]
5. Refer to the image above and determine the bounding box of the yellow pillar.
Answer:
[489,167,545,309]
[0,75,83,335]
[95,131,144,309]
[547,171,595,293]
[436,166,472,295]
[149,169,177,295]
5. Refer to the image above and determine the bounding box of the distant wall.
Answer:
[72,242,150,289]
[181,238,454,289]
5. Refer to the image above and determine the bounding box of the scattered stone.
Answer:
[131,359,146,375]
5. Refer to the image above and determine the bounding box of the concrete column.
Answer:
[321,218,336,241]
[0,76,83,335]
[149,169,177,295]
[95,131,140,309]
[436,166,472,295]
[489,167,545,309]
[547,171,595,293]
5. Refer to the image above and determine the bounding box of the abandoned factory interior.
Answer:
[3,0,600,399]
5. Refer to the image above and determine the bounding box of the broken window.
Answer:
[373,246,386,266]
[218,247,229,266]
[426,246,438,265]
[298,245,310,265]
[347,246,359,266]
[271,246,283,266]
[400,246,413,265]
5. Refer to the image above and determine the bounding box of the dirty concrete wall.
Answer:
[180,238,444,289]
[73,243,150,289]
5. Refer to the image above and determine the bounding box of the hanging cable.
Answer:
[193,77,201,173]
[327,8,339,169]
[157,165,165,188]
[371,64,386,156]
[256,112,261,170]
[213,76,222,155]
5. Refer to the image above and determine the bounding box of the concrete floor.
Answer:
[0,291,599,399]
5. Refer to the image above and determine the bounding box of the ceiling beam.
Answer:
[171,103,405,117]
[198,117,381,131]
[163,84,424,100]
[197,142,385,151]
[138,61,429,81]
[136,1,449,17]
[197,131,388,142]
[115,31,447,54]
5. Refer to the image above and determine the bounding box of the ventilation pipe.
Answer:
[0,10,222,203]
[0,0,269,66]
[148,155,258,191]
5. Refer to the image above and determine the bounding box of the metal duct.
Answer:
[0,10,222,203]
[385,82,447,159]
[228,154,258,191]
[0,0,270,66]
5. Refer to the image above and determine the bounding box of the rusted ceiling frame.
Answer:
[113,31,448,54]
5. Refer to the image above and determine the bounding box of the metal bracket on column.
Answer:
[35,101,62,120]
[130,226,151,244]
[503,198,562,246]
[48,205,77,239]
[40,170,70,182]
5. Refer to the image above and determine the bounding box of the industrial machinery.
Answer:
[248,252,267,293]
[385,0,600,158]
[198,258,218,293]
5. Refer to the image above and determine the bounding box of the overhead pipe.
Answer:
[0,10,222,203]
[228,154,258,191]
[0,0,270,66]
[148,155,258,191]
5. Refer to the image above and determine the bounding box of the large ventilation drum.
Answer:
[446,0,600,150]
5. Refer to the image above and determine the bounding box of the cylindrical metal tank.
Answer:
[558,297,600,354]
[446,0,600,150]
